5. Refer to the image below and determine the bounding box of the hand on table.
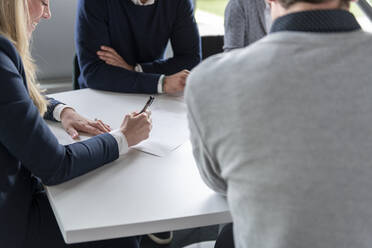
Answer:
[164,70,190,94]
[60,108,111,139]
[120,110,152,147]
[97,46,134,71]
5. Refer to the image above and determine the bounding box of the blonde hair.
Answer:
[0,0,48,116]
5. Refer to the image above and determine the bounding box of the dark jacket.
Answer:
[0,35,119,247]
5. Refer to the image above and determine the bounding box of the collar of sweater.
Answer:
[270,9,361,33]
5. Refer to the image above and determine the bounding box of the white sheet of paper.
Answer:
[47,90,189,156]
[133,110,189,156]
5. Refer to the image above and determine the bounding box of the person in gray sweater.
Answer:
[186,0,372,247]
[224,0,271,51]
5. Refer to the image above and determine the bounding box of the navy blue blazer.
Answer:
[75,0,201,93]
[0,35,119,247]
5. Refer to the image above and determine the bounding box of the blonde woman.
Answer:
[0,0,151,247]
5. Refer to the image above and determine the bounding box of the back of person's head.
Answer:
[0,0,47,116]
[278,0,351,8]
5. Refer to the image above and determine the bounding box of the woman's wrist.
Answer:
[60,107,76,121]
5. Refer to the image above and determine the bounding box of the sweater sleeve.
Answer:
[140,0,201,74]
[0,50,119,186]
[75,0,159,93]
[185,72,227,195]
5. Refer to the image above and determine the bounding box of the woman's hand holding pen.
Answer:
[60,108,111,139]
[120,111,152,147]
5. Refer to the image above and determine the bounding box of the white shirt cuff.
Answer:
[134,64,143,72]
[157,74,165,94]
[53,104,74,122]
[109,129,129,156]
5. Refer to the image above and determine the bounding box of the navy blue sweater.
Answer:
[0,35,119,247]
[75,0,201,93]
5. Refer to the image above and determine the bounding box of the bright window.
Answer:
[196,0,228,16]
[351,0,372,32]
[195,0,228,35]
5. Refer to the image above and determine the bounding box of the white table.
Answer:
[45,89,231,244]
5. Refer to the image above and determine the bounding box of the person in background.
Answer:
[224,0,271,51]
[0,0,152,247]
[75,0,201,95]
[186,0,372,246]
[76,0,200,243]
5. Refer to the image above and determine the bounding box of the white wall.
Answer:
[31,0,77,81]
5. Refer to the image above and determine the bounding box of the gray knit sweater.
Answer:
[186,28,372,248]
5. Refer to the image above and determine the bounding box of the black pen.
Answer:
[139,96,155,114]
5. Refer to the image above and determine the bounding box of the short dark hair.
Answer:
[278,0,350,8]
